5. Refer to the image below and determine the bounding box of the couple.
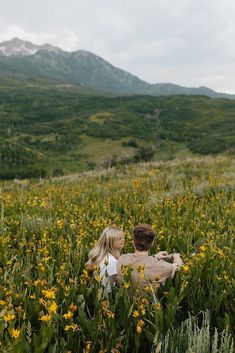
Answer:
[87,224,183,292]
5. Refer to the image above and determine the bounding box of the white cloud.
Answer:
[0,0,235,92]
[0,25,81,51]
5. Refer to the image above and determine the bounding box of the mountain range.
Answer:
[0,37,234,99]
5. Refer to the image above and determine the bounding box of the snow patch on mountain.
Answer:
[0,38,61,57]
[0,44,38,56]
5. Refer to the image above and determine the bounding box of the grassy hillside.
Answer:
[0,83,234,178]
[0,156,234,352]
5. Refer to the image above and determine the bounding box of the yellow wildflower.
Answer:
[16,306,24,313]
[95,275,102,283]
[101,300,109,310]
[143,286,151,292]
[155,274,160,281]
[123,282,130,289]
[42,256,51,263]
[63,311,73,320]
[85,341,92,353]
[42,288,57,299]
[136,265,145,273]
[136,319,145,333]
[4,313,15,322]
[224,273,229,281]
[48,302,57,314]
[139,272,145,279]
[39,314,52,322]
[153,303,161,311]
[41,279,48,287]
[64,324,80,332]
[121,265,131,276]
[11,329,20,339]
[133,310,139,318]
[80,269,89,285]
[217,249,224,257]
[69,303,77,312]
[182,265,190,273]
[198,252,205,258]
[39,298,46,305]
[40,200,47,207]
[106,310,115,318]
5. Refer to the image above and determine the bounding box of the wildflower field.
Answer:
[0,156,234,353]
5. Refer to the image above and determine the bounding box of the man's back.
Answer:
[117,253,174,289]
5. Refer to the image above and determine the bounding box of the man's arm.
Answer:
[171,253,183,278]
[154,251,169,260]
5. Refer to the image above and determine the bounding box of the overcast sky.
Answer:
[0,0,235,93]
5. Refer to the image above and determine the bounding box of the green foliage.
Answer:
[134,145,155,162]
[0,167,47,180]
[0,85,234,178]
[0,142,40,169]
[52,168,64,177]
[189,136,228,154]
[122,139,138,148]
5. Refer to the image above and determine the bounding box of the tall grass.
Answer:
[0,156,234,352]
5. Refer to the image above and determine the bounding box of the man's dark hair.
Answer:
[133,224,156,251]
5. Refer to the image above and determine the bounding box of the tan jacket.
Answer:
[117,253,175,289]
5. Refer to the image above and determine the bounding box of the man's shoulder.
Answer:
[118,253,133,261]
[118,254,159,263]
[119,253,134,257]
[117,253,134,268]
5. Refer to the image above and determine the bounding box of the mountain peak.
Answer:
[11,37,24,44]
[0,37,62,57]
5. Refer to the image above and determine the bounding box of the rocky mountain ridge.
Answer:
[0,37,61,56]
[0,37,234,99]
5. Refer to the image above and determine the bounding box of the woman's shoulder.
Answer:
[107,253,117,263]
[100,253,117,265]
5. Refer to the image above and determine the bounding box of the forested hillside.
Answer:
[0,84,234,179]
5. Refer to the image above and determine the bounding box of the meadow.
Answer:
[0,156,234,352]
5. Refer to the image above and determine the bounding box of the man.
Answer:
[117,224,183,289]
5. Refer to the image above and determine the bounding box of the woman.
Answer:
[87,225,125,292]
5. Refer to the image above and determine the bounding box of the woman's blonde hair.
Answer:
[88,226,123,265]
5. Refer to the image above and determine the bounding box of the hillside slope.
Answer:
[0,85,234,178]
